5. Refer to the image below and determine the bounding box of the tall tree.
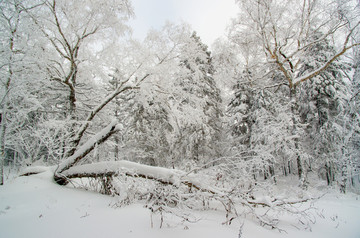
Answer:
[25,0,134,160]
[117,26,223,169]
[297,31,351,186]
[229,0,360,187]
[173,31,222,166]
[0,0,44,184]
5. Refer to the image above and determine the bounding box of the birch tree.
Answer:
[25,0,133,160]
[53,22,191,184]
[230,0,360,187]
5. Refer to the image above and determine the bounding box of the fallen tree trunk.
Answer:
[29,115,319,231]
[22,157,319,231]
[61,160,221,194]
[59,159,318,229]
[63,160,182,184]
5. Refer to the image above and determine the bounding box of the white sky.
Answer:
[129,0,238,47]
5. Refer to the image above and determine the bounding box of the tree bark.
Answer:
[0,99,7,185]
[0,111,5,185]
[340,158,348,193]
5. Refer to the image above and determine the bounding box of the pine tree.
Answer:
[228,67,307,182]
[298,31,352,187]
[172,32,222,166]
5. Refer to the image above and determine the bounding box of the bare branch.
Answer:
[48,0,72,57]
[294,21,360,87]
[288,22,349,61]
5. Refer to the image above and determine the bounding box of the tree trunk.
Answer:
[61,160,220,195]
[114,77,120,160]
[340,159,348,193]
[114,135,119,160]
[0,111,5,185]
[325,161,335,186]
[290,87,307,188]
[0,32,14,186]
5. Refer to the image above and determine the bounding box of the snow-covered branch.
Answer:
[294,21,360,87]
[54,120,120,184]
[65,83,136,158]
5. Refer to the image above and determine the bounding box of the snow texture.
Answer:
[1,173,360,238]
[19,166,55,176]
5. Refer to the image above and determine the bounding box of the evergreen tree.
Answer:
[228,67,308,182]
[120,31,223,168]
[173,32,222,166]
[298,31,352,186]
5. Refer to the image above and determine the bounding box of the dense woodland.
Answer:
[0,0,360,228]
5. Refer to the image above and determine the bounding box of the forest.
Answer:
[0,0,360,233]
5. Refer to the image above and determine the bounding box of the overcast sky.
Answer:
[129,0,238,47]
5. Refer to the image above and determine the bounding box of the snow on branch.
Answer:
[55,120,120,179]
[61,159,317,211]
[63,160,182,184]
[61,160,222,195]
[294,21,360,87]
[65,83,137,158]
[21,156,319,231]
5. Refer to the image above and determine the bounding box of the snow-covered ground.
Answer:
[0,170,359,238]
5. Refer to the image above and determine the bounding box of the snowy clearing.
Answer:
[0,172,359,238]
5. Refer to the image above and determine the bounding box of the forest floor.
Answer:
[0,169,360,238]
